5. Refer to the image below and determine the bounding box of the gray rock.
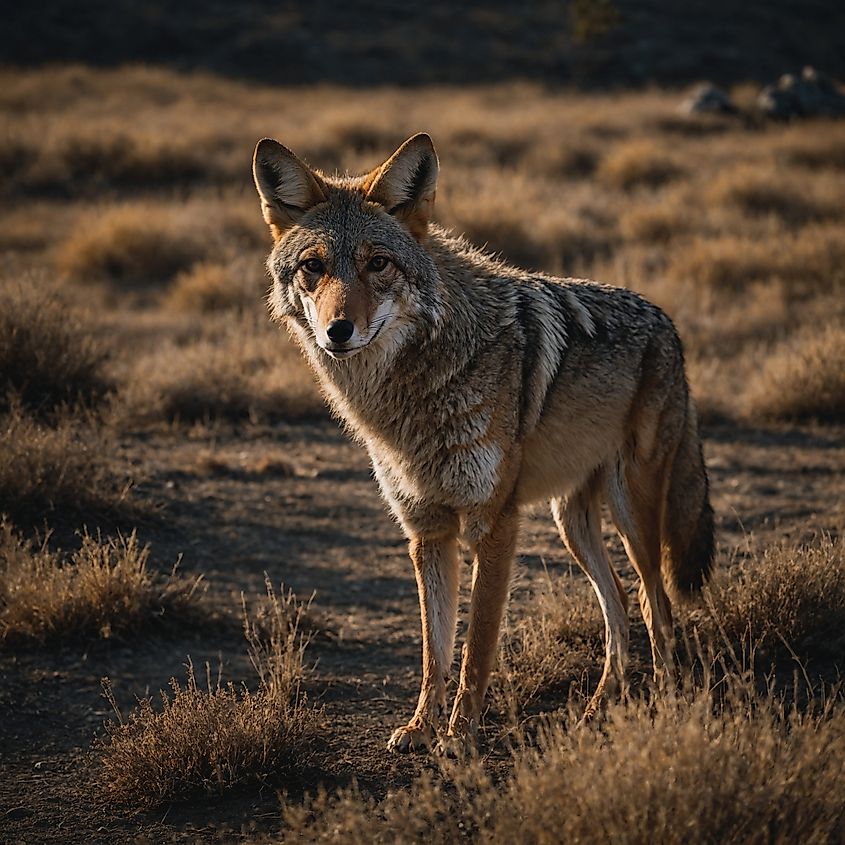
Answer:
[679,83,737,115]
[758,67,845,119]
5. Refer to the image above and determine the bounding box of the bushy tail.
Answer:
[662,401,714,599]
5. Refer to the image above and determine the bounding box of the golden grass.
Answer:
[282,679,845,844]
[120,313,325,425]
[0,275,110,415]
[98,580,317,809]
[0,404,133,526]
[164,257,267,313]
[597,139,684,190]
[493,571,604,720]
[0,522,202,645]
[701,535,845,671]
[742,324,845,422]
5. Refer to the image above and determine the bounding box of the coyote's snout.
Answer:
[254,132,714,755]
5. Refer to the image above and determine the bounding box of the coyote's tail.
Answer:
[662,401,715,599]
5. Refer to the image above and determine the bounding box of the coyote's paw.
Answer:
[437,718,478,760]
[387,722,433,753]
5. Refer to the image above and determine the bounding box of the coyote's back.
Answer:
[253,132,714,753]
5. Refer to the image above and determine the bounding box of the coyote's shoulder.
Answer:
[254,132,714,754]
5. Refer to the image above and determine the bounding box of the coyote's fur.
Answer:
[253,133,714,753]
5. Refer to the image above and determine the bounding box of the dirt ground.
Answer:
[2,415,843,843]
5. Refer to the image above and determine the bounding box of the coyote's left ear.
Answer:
[366,133,439,241]
[253,138,327,240]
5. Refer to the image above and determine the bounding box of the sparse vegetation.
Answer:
[0,276,111,415]
[281,679,845,844]
[2,62,844,843]
[0,522,202,645]
[0,404,133,526]
[98,581,317,809]
[702,534,845,672]
[743,324,845,422]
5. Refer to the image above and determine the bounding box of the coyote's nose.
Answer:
[326,319,355,344]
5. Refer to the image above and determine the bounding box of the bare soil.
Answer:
[1,416,843,843]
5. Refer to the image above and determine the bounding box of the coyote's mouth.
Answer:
[323,314,391,359]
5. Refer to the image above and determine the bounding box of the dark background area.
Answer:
[4,0,844,87]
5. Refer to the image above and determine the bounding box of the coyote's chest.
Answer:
[325,361,505,512]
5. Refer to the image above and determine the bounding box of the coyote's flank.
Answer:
[253,133,714,755]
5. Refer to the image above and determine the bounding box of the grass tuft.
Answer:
[98,580,317,809]
[701,534,845,673]
[0,522,202,645]
[0,277,111,416]
[598,139,682,189]
[743,324,845,422]
[0,404,134,526]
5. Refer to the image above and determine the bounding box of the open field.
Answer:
[1,66,844,842]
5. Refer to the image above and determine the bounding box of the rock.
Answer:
[758,66,845,119]
[679,83,737,115]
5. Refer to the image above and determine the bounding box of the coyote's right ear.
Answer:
[253,139,327,239]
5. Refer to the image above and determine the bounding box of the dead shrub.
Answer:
[706,164,843,225]
[598,139,683,189]
[667,225,845,296]
[57,204,205,286]
[98,580,317,809]
[619,198,691,243]
[281,682,845,844]
[0,522,202,645]
[165,258,266,313]
[121,314,325,425]
[0,277,110,415]
[493,571,604,720]
[743,324,845,422]
[701,534,845,674]
[0,404,133,526]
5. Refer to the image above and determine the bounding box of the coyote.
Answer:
[253,133,714,753]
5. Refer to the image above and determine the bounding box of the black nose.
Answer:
[326,319,355,344]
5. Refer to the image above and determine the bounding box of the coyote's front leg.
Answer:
[441,505,518,756]
[388,527,460,752]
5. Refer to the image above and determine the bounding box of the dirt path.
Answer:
[2,419,843,842]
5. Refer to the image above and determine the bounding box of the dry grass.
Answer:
[666,224,845,297]
[281,680,845,844]
[743,324,845,422]
[120,314,325,425]
[492,570,604,720]
[0,522,202,645]
[164,257,267,314]
[57,204,207,287]
[0,404,133,526]
[98,580,317,809]
[701,534,845,672]
[0,276,110,416]
[598,139,683,190]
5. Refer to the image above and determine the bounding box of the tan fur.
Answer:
[253,133,715,754]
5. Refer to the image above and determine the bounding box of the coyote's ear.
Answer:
[253,139,327,239]
[366,133,439,240]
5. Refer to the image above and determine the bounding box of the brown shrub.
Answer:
[598,139,683,189]
[164,258,266,314]
[282,683,845,844]
[120,314,325,425]
[98,580,317,809]
[56,204,206,286]
[667,225,845,296]
[0,404,133,526]
[701,534,845,672]
[742,324,845,422]
[493,571,604,720]
[0,523,202,645]
[706,164,843,225]
[619,197,692,243]
[0,277,110,415]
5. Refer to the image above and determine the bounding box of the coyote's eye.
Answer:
[302,257,325,274]
[367,255,390,272]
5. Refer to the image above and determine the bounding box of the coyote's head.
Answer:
[253,134,442,361]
